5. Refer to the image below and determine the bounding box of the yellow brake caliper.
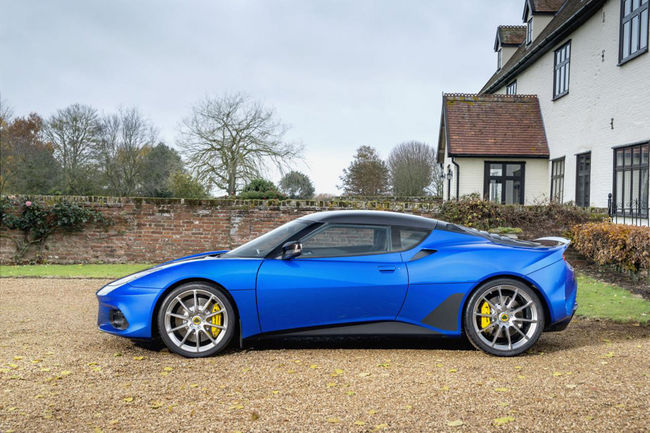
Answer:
[480,301,492,329]
[211,304,222,338]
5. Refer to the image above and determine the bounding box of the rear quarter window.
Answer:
[392,227,430,251]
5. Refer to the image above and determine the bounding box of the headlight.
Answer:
[96,267,160,296]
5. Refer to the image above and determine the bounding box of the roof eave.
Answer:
[484,0,607,94]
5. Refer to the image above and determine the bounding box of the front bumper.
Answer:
[97,284,162,339]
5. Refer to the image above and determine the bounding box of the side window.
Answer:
[391,227,430,251]
[300,224,389,258]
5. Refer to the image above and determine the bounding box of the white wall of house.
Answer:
[531,14,554,41]
[500,45,519,66]
[495,0,650,209]
[441,147,549,204]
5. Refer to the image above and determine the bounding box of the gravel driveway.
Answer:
[1,278,649,433]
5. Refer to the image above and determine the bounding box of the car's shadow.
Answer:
[242,335,474,352]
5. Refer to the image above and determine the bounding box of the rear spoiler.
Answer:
[534,237,571,247]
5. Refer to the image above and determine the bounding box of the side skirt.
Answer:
[245,320,441,341]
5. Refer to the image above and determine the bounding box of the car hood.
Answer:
[160,250,229,266]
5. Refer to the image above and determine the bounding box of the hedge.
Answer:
[437,194,606,238]
[571,222,650,274]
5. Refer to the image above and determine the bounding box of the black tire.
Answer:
[157,282,236,358]
[463,278,545,357]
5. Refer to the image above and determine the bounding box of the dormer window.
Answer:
[526,17,533,44]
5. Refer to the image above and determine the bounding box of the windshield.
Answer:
[222,219,311,258]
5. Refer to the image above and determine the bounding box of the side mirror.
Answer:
[282,241,302,260]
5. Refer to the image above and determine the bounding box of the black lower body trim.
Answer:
[249,321,440,339]
[421,293,464,331]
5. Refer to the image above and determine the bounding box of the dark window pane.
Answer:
[624,170,632,207]
[633,147,641,165]
[625,149,632,166]
[490,164,502,176]
[617,171,624,208]
[642,145,649,164]
[641,168,649,209]
[616,149,624,166]
[489,180,502,203]
[632,169,640,209]
[641,9,648,49]
[624,21,631,57]
[632,15,640,52]
[506,164,521,176]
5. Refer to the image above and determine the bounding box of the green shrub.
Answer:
[0,197,112,263]
[238,178,286,200]
[571,222,650,274]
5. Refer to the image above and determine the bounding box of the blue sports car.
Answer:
[97,210,577,357]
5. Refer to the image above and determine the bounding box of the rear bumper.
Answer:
[546,304,577,332]
[527,258,578,330]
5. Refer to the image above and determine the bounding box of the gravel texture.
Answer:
[1,278,649,433]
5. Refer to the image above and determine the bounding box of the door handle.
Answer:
[377,265,397,272]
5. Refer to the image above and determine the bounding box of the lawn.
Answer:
[1,264,648,324]
[576,273,650,324]
[0,263,152,279]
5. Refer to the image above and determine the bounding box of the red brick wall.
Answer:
[0,196,441,264]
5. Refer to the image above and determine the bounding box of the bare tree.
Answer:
[339,146,389,196]
[44,104,100,194]
[388,141,440,197]
[0,97,14,193]
[96,108,157,196]
[178,93,302,195]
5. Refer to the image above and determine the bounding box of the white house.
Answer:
[439,0,649,224]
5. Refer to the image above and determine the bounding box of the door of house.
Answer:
[576,152,591,207]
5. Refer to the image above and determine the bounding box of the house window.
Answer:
[551,157,565,202]
[498,49,502,70]
[620,0,649,63]
[506,81,517,95]
[576,152,591,207]
[526,18,533,45]
[613,143,649,216]
[484,162,525,205]
[553,42,571,99]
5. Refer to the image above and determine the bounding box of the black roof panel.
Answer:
[298,210,439,230]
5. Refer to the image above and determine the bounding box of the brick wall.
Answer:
[0,196,442,264]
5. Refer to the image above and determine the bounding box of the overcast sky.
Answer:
[1,0,523,194]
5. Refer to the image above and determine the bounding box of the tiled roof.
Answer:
[530,0,567,13]
[482,0,606,93]
[441,94,549,158]
[497,25,527,47]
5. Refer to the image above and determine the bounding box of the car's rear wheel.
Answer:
[464,279,544,357]
[157,282,235,358]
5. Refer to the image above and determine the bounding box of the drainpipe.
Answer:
[451,157,460,201]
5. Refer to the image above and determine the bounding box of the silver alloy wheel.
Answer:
[163,288,229,353]
[471,284,539,352]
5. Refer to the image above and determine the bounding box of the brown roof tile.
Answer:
[530,0,567,13]
[482,0,606,93]
[497,25,527,47]
[441,94,549,158]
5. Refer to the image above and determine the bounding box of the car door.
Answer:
[256,224,408,333]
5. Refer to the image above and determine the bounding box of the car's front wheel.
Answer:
[464,279,545,357]
[157,282,236,358]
